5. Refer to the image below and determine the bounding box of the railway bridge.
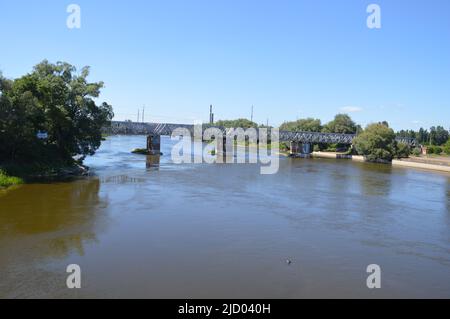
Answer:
[103,121,417,156]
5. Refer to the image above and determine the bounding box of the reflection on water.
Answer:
[0,135,449,298]
[0,179,108,298]
[146,155,160,170]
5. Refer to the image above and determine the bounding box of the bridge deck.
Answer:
[104,121,417,146]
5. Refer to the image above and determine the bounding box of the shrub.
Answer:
[427,145,442,155]
[395,142,411,159]
[444,140,450,155]
[412,147,422,156]
[0,169,23,188]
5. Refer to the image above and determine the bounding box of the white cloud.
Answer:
[340,106,363,113]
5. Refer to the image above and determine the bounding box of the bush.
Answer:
[395,142,411,159]
[444,140,450,155]
[0,169,23,188]
[412,147,422,156]
[280,142,290,152]
[427,145,442,155]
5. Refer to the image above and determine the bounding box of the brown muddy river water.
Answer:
[1,135,449,298]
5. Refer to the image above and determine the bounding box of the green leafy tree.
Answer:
[214,118,258,129]
[280,118,322,132]
[0,61,113,164]
[430,126,449,146]
[417,128,429,144]
[322,114,357,134]
[353,123,398,162]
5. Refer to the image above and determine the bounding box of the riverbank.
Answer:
[0,162,89,189]
[0,170,23,188]
[312,152,450,173]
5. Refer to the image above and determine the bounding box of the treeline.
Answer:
[279,114,450,159]
[280,114,362,135]
[396,127,449,146]
[217,114,450,161]
[0,61,113,173]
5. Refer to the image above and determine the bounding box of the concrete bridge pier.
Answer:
[146,134,161,155]
[301,143,312,154]
[290,141,313,157]
[216,136,233,162]
[290,141,300,156]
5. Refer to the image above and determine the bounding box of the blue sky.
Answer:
[0,0,449,130]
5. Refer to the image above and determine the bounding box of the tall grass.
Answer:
[0,169,24,188]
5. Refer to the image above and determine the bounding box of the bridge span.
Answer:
[104,121,357,143]
[103,121,417,155]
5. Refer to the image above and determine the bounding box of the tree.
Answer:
[353,123,398,162]
[0,60,113,164]
[322,114,357,134]
[444,139,450,155]
[430,126,449,146]
[417,128,429,144]
[214,118,258,129]
[280,118,322,132]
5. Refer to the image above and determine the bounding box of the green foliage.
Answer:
[417,128,429,144]
[397,127,449,146]
[279,142,290,152]
[214,119,258,129]
[427,145,442,155]
[444,140,450,155]
[0,60,113,165]
[280,118,322,132]
[412,147,422,156]
[322,114,357,134]
[0,169,23,188]
[430,126,449,146]
[395,142,411,159]
[353,123,397,162]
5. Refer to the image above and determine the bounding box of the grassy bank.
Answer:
[0,159,88,183]
[0,170,23,188]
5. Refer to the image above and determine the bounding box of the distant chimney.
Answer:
[209,105,214,124]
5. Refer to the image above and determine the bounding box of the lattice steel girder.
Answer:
[106,122,417,146]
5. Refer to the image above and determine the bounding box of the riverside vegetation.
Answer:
[1,62,449,188]
[215,114,449,162]
[0,61,113,187]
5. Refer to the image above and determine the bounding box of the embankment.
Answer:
[312,152,450,173]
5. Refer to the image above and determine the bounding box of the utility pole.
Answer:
[251,105,254,123]
[209,105,214,125]
[142,105,145,123]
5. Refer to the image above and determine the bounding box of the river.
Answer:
[0,135,449,298]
